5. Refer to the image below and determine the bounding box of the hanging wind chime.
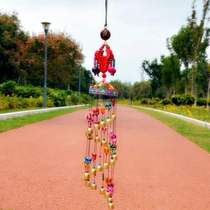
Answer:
[83,0,118,209]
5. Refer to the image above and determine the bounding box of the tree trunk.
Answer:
[191,64,197,106]
[207,77,210,109]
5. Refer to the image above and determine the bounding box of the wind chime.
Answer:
[83,0,118,209]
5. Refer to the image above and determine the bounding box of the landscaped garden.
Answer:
[0,80,91,112]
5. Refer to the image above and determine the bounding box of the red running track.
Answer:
[0,106,210,210]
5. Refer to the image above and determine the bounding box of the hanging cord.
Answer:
[105,0,108,27]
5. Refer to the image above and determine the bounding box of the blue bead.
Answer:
[84,156,92,164]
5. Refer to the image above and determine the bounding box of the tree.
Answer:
[110,80,131,99]
[207,64,210,109]
[142,59,162,97]
[132,81,152,100]
[0,12,28,82]
[161,55,181,97]
[21,33,84,89]
[170,0,210,101]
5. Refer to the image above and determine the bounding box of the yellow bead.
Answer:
[112,114,116,120]
[110,158,116,166]
[99,186,105,194]
[112,154,117,160]
[85,181,91,187]
[105,191,111,198]
[91,183,97,190]
[102,139,107,145]
[91,167,97,175]
[108,202,114,209]
[94,124,99,130]
[100,120,106,127]
[103,162,109,169]
[95,136,100,142]
[97,164,103,172]
[106,118,111,124]
[108,197,113,203]
[83,172,90,181]
[87,128,93,134]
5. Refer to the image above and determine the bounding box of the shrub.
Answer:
[15,86,42,98]
[171,95,183,105]
[197,98,207,106]
[183,95,195,105]
[50,92,66,107]
[161,98,171,105]
[0,80,16,96]
[80,94,91,104]
[70,94,80,105]
[140,98,149,105]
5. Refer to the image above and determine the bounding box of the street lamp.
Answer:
[41,22,51,108]
[78,68,81,104]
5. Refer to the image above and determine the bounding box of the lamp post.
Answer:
[78,68,81,104]
[41,22,51,108]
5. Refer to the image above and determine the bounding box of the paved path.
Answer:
[0,106,210,210]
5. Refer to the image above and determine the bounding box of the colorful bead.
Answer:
[83,172,90,181]
[91,182,97,190]
[84,156,92,164]
[108,202,114,209]
[103,162,109,169]
[100,186,105,194]
[92,153,97,161]
[108,197,113,203]
[91,167,97,176]
[97,164,103,172]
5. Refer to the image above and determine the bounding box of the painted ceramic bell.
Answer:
[84,172,90,181]
[97,164,103,172]
[108,202,114,209]
[91,182,97,190]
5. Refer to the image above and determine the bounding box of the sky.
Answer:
[1,0,209,83]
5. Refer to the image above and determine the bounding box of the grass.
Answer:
[0,106,86,133]
[158,105,210,122]
[135,106,210,153]
[119,100,210,122]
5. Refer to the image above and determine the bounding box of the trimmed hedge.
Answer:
[140,95,209,106]
[0,81,91,110]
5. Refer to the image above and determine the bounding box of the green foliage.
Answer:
[183,95,195,105]
[0,12,94,92]
[140,98,160,105]
[0,95,53,110]
[69,94,79,105]
[0,107,84,133]
[161,98,172,105]
[132,81,152,100]
[141,0,210,102]
[196,98,207,106]
[171,95,195,106]
[142,59,162,96]
[0,12,28,82]
[161,55,180,96]
[0,80,16,96]
[14,86,42,97]
[110,80,131,99]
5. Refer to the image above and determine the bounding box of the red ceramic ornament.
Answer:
[93,44,116,79]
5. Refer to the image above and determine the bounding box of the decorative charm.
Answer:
[83,0,118,209]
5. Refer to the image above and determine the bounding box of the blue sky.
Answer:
[1,0,209,83]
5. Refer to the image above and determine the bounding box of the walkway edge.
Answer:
[133,105,210,129]
[0,105,87,120]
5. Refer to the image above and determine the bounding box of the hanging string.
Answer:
[105,0,108,27]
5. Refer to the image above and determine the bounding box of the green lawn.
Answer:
[0,107,85,133]
[135,106,210,153]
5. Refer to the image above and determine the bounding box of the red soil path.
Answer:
[0,106,210,210]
